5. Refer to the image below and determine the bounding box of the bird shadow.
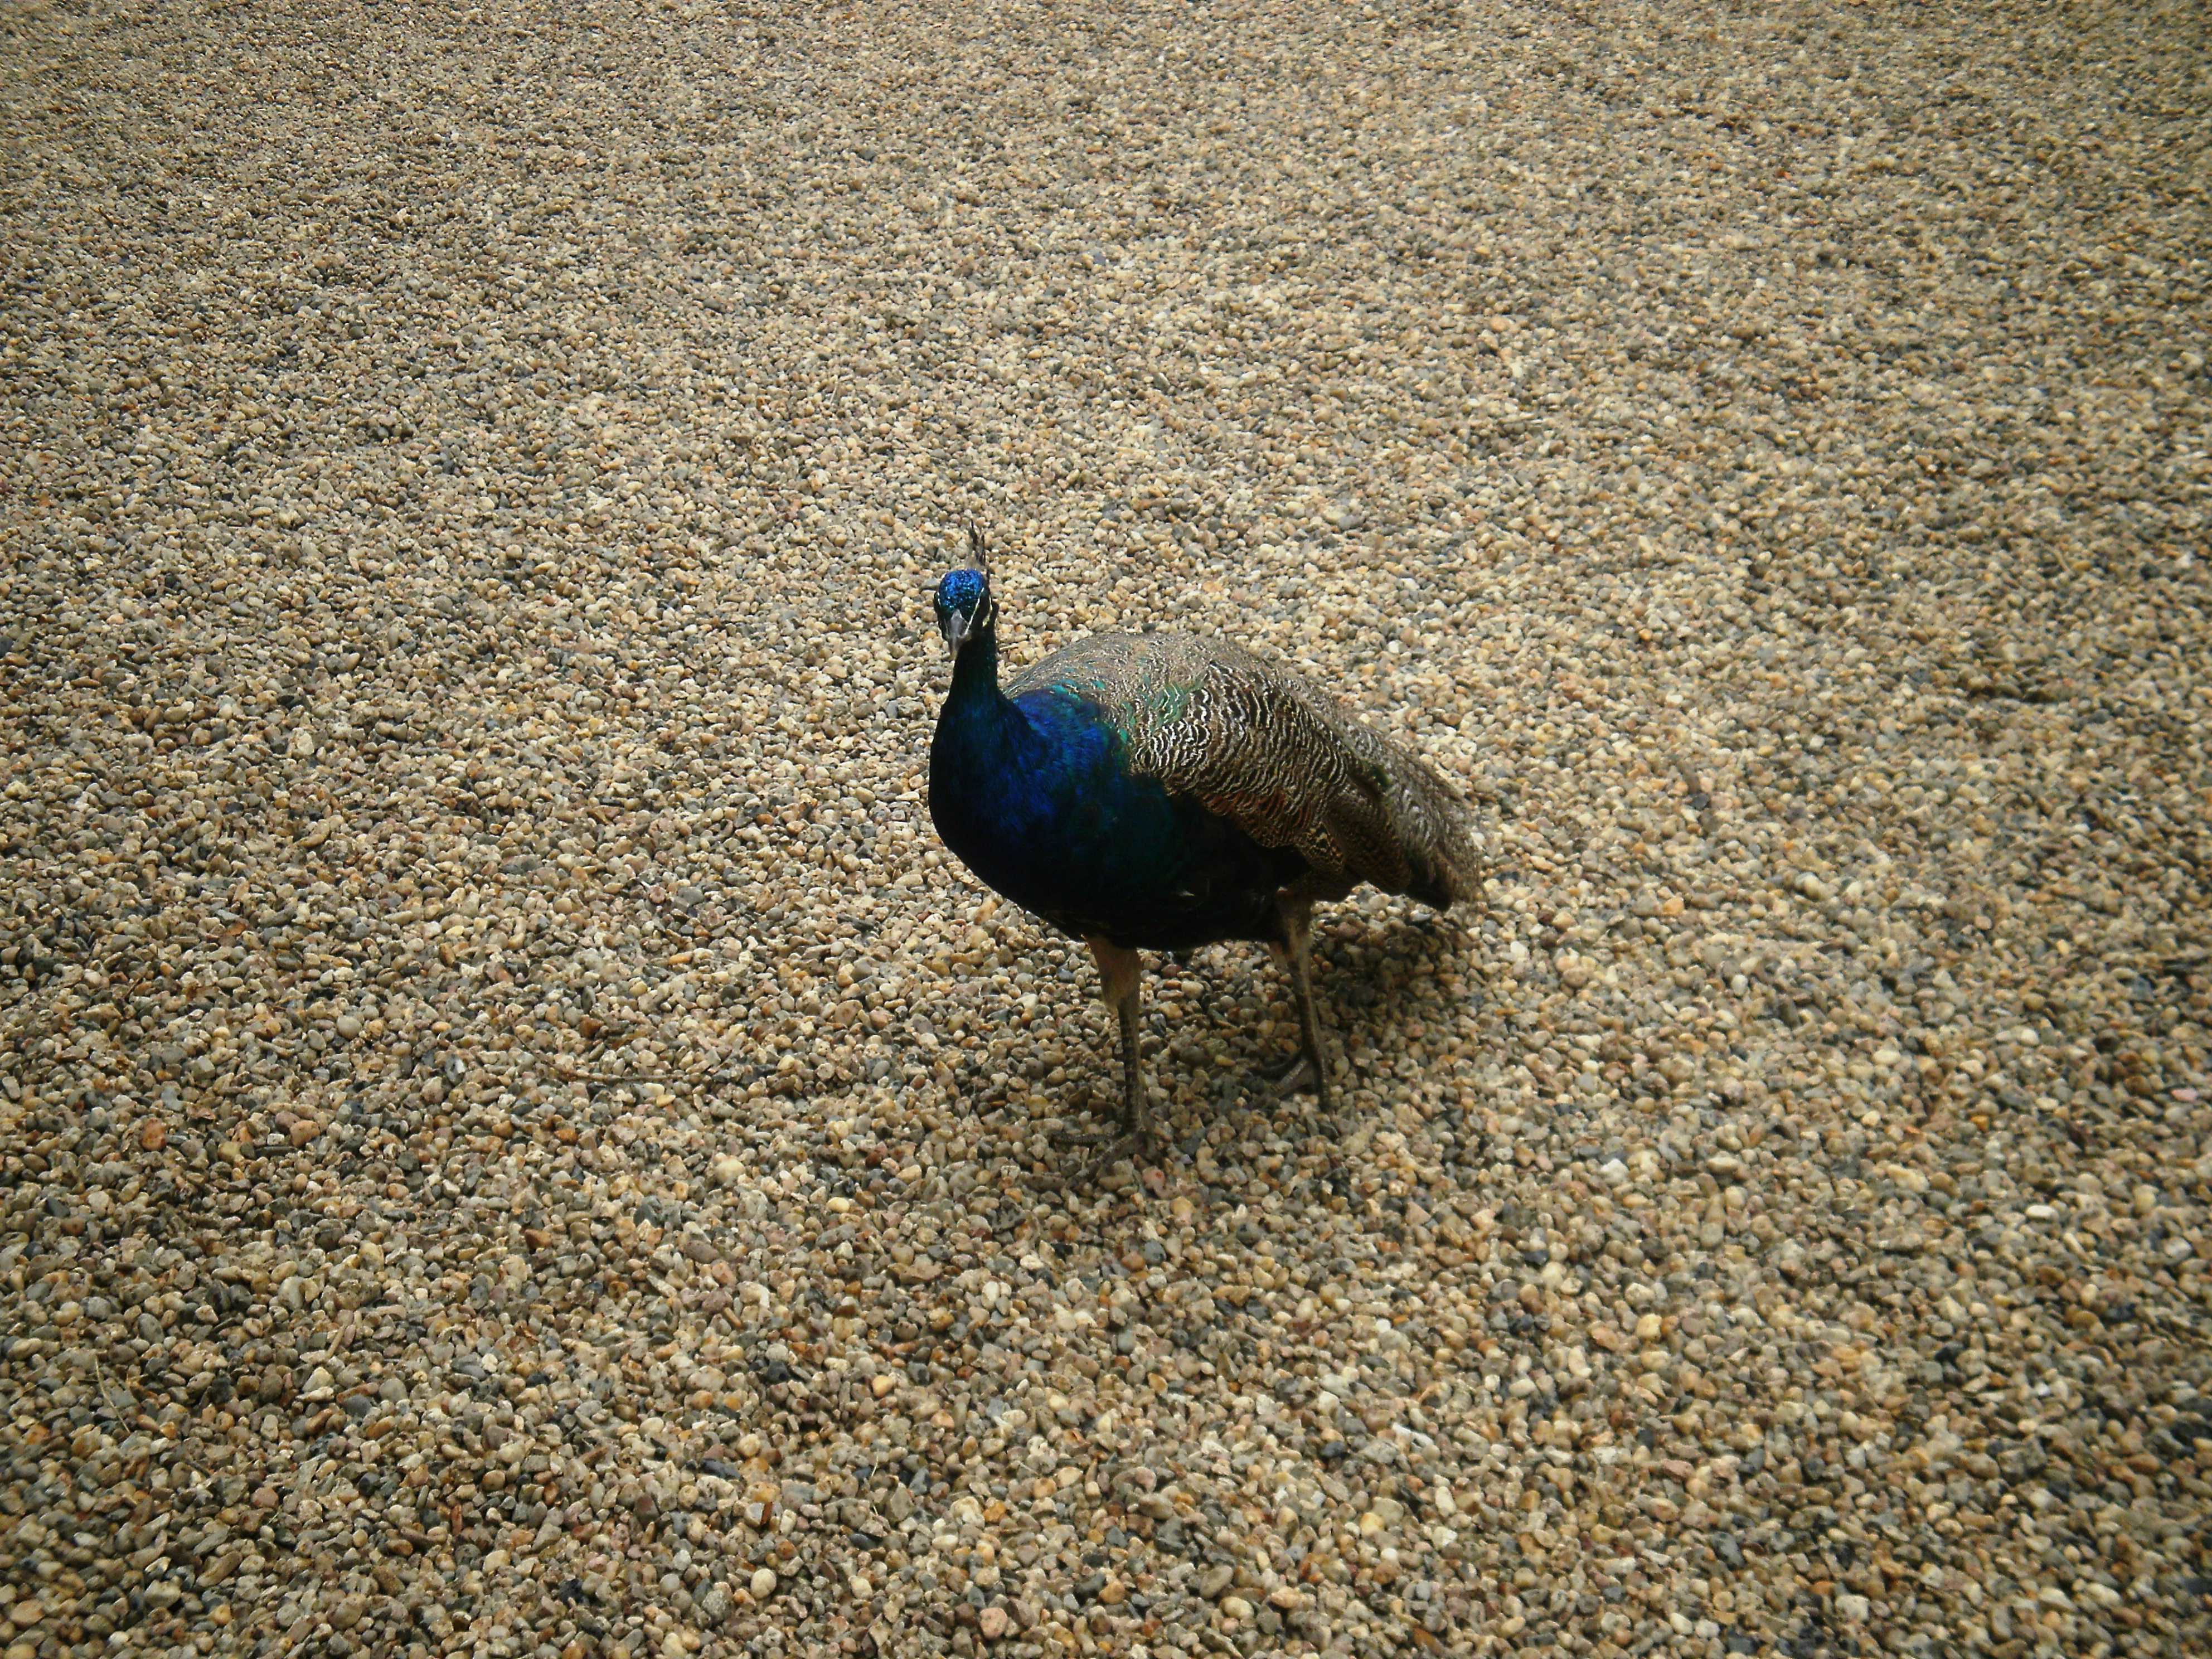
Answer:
[1012,903,1479,1195]
[1155,905,1479,1147]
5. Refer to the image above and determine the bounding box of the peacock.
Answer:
[926,527,1479,1166]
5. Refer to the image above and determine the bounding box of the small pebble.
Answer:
[0,6,2206,1659]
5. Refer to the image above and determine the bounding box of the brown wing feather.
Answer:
[1006,632,1479,909]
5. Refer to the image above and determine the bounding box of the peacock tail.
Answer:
[1005,632,1479,913]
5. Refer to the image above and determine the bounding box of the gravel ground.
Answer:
[4,2,2211,1657]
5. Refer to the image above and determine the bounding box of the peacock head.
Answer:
[933,525,995,653]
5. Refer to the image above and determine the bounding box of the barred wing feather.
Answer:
[1007,632,1477,910]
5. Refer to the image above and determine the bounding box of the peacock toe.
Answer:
[1256,1050,1321,1095]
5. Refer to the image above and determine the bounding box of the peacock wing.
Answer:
[1008,633,1469,901]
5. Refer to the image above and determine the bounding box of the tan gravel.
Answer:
[4,3,2210,1658]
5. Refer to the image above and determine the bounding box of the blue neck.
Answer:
[948,623,1003,710]
[943,624,1039,764]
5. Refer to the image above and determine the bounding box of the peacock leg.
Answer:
[1089,938,1151,1147]
[1275,899,1334,1114]
[1041,938,1153,1183]
[1252,942,1317,1097]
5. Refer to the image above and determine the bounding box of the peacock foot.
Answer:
[1033,1129,1161,1192]
[1256,1049,1321,1098]
[1045,1122,1119,1149]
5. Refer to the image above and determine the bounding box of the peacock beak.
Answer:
[942,607,976,652]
